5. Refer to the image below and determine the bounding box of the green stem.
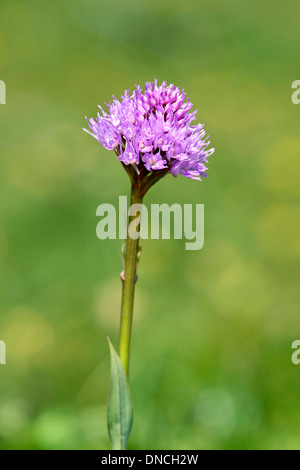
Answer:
[119,183,143,376]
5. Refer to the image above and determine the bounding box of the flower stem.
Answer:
[119,183,143,376]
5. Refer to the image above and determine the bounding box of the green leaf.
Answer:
[107,338,134,450]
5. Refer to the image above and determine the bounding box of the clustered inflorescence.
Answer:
[84,80,214,181]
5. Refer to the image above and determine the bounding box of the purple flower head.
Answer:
[84,80,214,192]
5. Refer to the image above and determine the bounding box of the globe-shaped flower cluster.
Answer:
[84,80,214,184]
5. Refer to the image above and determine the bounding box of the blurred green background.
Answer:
[0,0,299,450]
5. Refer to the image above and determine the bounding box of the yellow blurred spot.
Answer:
[4,136,70,196]
[1,306,54,361]
[93,279,148,330]
[195,388,236,437]
[255,204,300,258]
[264,138,300,197]
[0,400,28,437]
